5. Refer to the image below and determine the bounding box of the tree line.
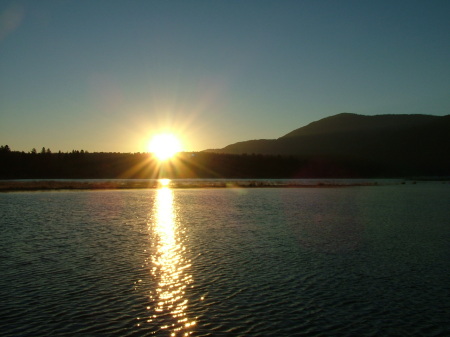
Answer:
[0,144,414,179]
[0,145,90,155]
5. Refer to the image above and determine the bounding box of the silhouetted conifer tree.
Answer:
[0,145,11,153]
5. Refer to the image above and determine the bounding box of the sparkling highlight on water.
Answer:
[149,185,195,336]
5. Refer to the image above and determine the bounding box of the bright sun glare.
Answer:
[148,133,182,161]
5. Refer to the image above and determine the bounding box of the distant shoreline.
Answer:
[1,178,443,192]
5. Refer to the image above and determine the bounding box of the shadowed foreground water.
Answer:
[0,182,449,336]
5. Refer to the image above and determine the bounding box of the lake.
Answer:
[1,181,449,336]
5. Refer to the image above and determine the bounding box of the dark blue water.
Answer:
[1,182,449,336]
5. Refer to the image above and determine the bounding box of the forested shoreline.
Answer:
[1,145,444,179]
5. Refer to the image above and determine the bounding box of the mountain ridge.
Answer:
[280,113,441,138]
[205,113,450,176]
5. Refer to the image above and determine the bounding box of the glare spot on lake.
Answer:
[150,185,194,336]
[159,178,171,187]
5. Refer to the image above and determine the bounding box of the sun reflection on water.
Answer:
[149,180,195,336]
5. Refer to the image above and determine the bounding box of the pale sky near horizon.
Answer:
[1,0,449,153]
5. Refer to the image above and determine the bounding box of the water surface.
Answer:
[0,182,449,336]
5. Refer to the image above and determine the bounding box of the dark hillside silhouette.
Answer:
[206,113,450,177]
[281,113,440,137]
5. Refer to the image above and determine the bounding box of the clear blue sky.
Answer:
[1,0,449,152]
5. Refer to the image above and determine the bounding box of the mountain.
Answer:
[206,113,450,176]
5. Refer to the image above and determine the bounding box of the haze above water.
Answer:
[1,182,449,336]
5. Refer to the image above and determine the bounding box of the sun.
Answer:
[148,133,182,161]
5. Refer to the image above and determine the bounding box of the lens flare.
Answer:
[148,134,182,161]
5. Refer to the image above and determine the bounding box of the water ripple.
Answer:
[1,186,449,336]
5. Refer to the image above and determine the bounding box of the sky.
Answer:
[1,0,450,153]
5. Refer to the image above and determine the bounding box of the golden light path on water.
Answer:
[149,179,195,336]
